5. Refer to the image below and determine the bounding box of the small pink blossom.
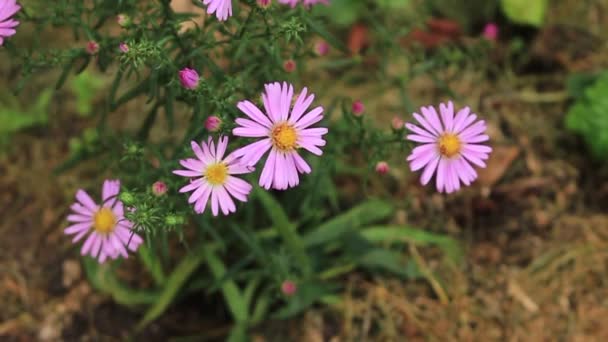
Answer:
[281,280,297,296]
[352,100,365,116]
[232,82,328,190]
[483,23,499,41]
[201,0,233,21]
[85,41,99,55]
[64,180,143,263]
[314,41,329,56]
[375,161,389,175]
[0,0,20,46]
[179,67,200,89]
[283,59,296,73]
[391,116,405,130]
[173,136,254,216]
[205,116,222,132]
[405,101,492,193]
[119,42,129,53]
[152,181,168,196]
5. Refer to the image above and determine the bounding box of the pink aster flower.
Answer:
[0,0,21,46]
[279,0,329,7]
[232,82,328,190]
[201,0,233,21]
[64,180,143,263]
[173,136,253,216]
[405,102,492,193]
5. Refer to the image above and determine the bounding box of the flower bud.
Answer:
[205,116,222,132]
[375,161,389,175]
[86,41,99,55]
[119,42,129,53]
[152,181,168,196]
[314,40,329,56]
[179,68,200,89]
[281,280,297,296]
[483,23,499,41]
[283,59,296,73]
[119,191,136,206]
[391,116,404,130]
[352,100,365,116]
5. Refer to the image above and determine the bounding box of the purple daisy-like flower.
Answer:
[405,101,492,193]
[232,82,328,190]
[173,136,253,216]
[0,0,21,46]
[65,180,143,263]
[201,0,232,21]
[279,0,329,7]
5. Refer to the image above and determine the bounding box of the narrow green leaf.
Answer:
[137,247,206,330]
[255,189,312,276]
[304,200,393,247]
[138,243,166,286]
[203,247,249,322]
[83,258,159,307]
[360,225,463,265]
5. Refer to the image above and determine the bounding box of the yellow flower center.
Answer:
[271,123,298,152]
[438,134,461,158]
[205,163,228,185]
[93,208,117,234]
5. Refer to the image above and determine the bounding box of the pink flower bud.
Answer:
[391,116,404,130]
[257,0,272,8]
[483,23,499,41]
[375,161,390,175]
[86,41,99,55]
[283,59,296,73]
[152,181,168,196]
[205,116,222,132]
[281,280,297,296]
[352,100,365,116]
[314,40,329,56]
[119,42,129,53]
[179,68,200,89]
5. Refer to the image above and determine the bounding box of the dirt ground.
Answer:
[3,2,608,341]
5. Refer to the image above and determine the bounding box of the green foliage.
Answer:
[68,71,106,116]
[565,72,608,160]
[0,88,52,143]
[500,0,548,27]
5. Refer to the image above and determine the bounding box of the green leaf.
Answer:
[0,88,51,136]
[272,281,337,319]
[356,249,413,278]
[83,258,159,307]
[360,225,464,265]
[255,189,312,276]
[565,72,608,160]
[304,200,394,247]
[501,0,548,27]
[137,246,207,330]
[69,71,105,116]
[203,247,249,322]
[138,243,166,286]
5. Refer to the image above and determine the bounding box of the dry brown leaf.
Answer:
[477,145,520,188]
